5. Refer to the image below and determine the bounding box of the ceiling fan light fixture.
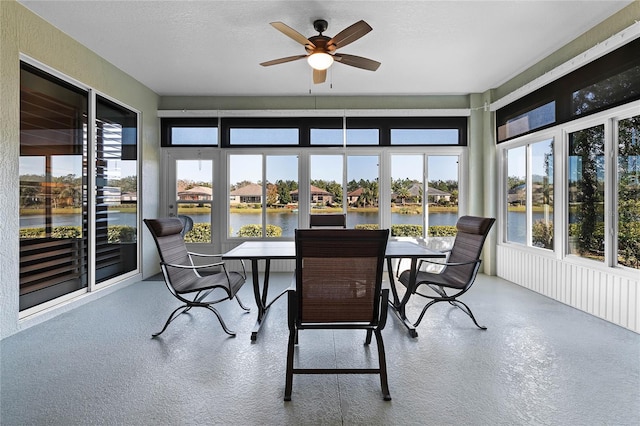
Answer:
[307,52,333,70]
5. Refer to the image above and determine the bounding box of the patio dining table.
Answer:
[223,239,445,341]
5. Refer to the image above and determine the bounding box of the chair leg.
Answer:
[204,305,236,337]
[365,329,373,345]
[450,300,487,330]
[374,329,391,401]
[413,299,438,328]
[284,327,296,401]
[152,304,190,337]
[235,294,251,312]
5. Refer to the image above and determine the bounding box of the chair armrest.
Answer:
[378,288,389,330]
[418,258,481,267]
[417,249,451,270]
[187,252,224,258]
[287,286,298,331]
[161,261,225,270]
[187,252,247,280]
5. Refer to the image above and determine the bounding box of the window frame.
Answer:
[498,99,640,274]
[497,37,640,143]
[501,133,550,250]
[161,117,219,147]
[216,116,468,147]
[222,145,466,242]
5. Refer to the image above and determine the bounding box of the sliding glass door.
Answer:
[19,63,89,310]
[94,96,139,283]
[19,62,139,312]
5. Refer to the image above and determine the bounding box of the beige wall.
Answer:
[0,0,160,339]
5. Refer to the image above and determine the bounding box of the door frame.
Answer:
[161,148,221,254]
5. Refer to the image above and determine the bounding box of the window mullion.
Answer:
[423,154,429,234]
[262,154,267,238]
[605,119,616,267]
[88,89,97,292]
[526,144,532,247]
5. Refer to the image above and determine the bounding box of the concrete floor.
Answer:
[1,273,638,425]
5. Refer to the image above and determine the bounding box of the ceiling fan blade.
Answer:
[328,20,372,50]
[313,69,327,84]
[270,22,315,48]
[333,53,381,71]
[260,55,307,67]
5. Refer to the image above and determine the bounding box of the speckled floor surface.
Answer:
[1,273,638,425]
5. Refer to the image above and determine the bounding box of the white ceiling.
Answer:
[18,0,632,97]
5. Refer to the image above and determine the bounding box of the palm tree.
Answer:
[396,187,411,205]
[357,187,374,207]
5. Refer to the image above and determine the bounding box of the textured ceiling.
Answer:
[18,0,633,97]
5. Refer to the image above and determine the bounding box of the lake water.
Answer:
[23,211,541,243]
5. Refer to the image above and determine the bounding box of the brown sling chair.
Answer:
[285,229,391,401]
[144,218,250,337]
[309,213,347,228]
[397,216,495,330]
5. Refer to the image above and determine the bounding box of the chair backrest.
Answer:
[177,215,194,237]
[309,213,346,228]
[294,229,389,324]
[445,216,496,286]
[144,218,195,288]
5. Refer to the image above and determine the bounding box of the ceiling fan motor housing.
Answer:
[313,19,329,34]
[306,35,332,54]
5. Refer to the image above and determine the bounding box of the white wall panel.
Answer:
[497,245,639,333]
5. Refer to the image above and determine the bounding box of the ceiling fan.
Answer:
[260,19,381,84]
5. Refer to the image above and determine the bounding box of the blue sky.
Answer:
[228,154,459,185]
[507,138,554,178]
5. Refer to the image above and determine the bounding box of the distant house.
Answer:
[391,183,451,204]
[103,186,121,205]
[229,183,263,205]
[346,187,379,207]
[508,184,526,205]
[512,182,552,206]
[290,185,333,205]
[347,188,364,206]
[426,187,451,203]
[120,191,137,203]
[178,185,212,201]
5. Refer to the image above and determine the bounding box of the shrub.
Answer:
[569,222,605,255]
[238,224,282,237]
[51,226,82,239]
[107,225,136,243]
[355,224,380,230]
[396,207,420,215]
[391,224,423,237]
[428,225,457,237]
[532,220,553,249]
[388,224,458,237]
[618,220,640,268]
[184,223,211,243]
[20,228,45,238]
[20,225,137,243]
